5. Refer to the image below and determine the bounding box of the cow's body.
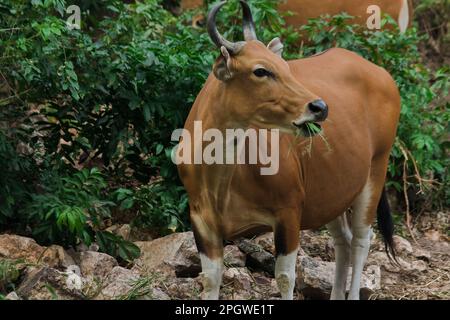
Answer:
[180,46,399,235]
[177,1,400,300]
[179,0,413,32]
[279,0,413,32]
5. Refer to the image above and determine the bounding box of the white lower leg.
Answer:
[327,215,352,300]
[199,253,223,300]
[275,250,298,300]
[347,180,374,300]
[348,226,371,300]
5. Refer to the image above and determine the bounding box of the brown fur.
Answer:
[181,0,413,31]
[177,41,400,258]
[279,0,413,30]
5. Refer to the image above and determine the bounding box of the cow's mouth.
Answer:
[295,122,322,137]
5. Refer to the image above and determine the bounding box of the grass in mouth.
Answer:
[304,122,322,136]
[288,122,332,158]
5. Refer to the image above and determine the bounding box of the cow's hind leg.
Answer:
[347,181,373,300]
[274,210,300,300]
[348,157,389,300]
[191,213,224,300]
[327,214,352,300]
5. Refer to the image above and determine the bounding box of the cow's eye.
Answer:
[253,68,273,78]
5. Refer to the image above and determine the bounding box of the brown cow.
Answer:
[279,0,413,32]
[176,0,400,300]
[179,0,413,32]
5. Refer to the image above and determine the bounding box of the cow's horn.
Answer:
[207,1,245,55]
[240,0,257,41]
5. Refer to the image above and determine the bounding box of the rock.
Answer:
[0,234,74,268]
[300,230,334,261]
[106,224,131,241]
[97,266,139,299]
[222,267,253,292]
[411,260,428,272]
[5,291,21,300]
[222,267,261,299]
[88,243,100,252]
[17,266,84,300]
[252,272,280,299]
[76,242,99,252]
[78,251,118,280]
[393,235,413,255]
[425,230,441,242]
[95,266,170,300]
[368,251,411,272]
[165,277,202,300]
[253,232,275,254]
[370,251,427,273]
[413,248,431,262]
[65,266,84,291]
[296,256,332,299]
[134,232,200,277]
[223,245,246,267]
[236,239,275,275]
[44,245,77,268]
[296,255,381,300]
[75,243,89,252]
[96,266,169,300]
[150,287,170,300]
[326,238,336,260]
[128,228,153,242]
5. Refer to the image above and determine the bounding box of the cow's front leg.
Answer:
[274,212,300,300]
[191,213,224,300]
[199,252,223,300]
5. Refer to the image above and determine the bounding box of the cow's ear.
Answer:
[267,37,283,57]
[213,46,234,81]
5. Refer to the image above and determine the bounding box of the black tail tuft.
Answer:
[376,187,398,263]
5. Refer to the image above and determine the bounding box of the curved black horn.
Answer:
[207,1,244,54]
[240,0,257,41]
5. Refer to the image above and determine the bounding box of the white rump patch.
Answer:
[398,0,410,33]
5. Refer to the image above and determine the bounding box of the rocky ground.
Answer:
[0,212,448,300]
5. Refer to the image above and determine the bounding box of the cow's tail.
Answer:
[376,187,398,263]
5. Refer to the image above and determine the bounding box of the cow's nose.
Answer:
[307,99,328,121]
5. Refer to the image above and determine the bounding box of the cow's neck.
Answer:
[195,90,249,212]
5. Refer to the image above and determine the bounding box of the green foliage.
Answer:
[27,168,111,244]
[114,182,189,236]
[25,168,140,261]
[1,0,205,253]
[414,0,449,55]
[96,230,141,262]
[0,259,22,293]
[0,130,37,224]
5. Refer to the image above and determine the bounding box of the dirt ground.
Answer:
[375,211,449,300]
[299,210,449,300]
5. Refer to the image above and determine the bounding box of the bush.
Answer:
[0,0,201,254]
[114,181,189,236]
